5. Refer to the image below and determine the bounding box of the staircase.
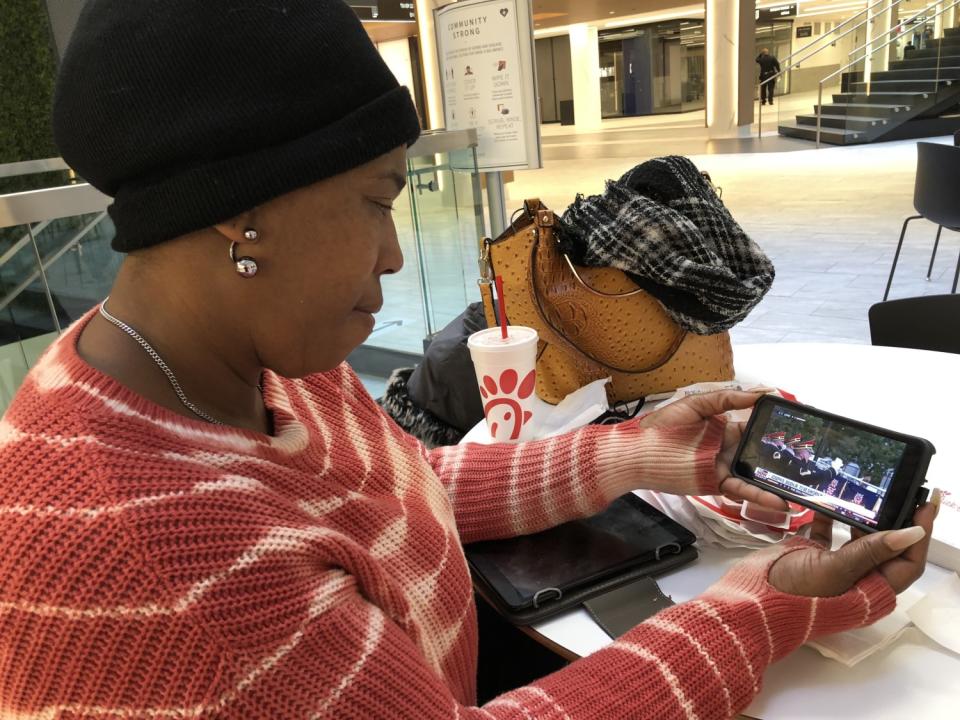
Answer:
[780,26,960,145]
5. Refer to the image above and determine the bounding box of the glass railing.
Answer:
[811,0,960,146]
[0,128,483,410]
[359,128,483,357]
[758,0,892,137]
[0,182,114,411]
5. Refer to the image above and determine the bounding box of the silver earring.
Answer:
[230,241,258,278]
[243,228,259,242]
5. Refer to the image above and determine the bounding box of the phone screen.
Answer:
[736,402,909,528]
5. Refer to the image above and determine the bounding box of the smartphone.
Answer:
[732,395,934,533]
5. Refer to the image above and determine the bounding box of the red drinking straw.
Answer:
[494,275,508,339]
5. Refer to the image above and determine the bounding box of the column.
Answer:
[706,0,740,136]
[864,0,895,83]
[737,1,756,128]
[415,0,444,129]
[568,24,602,131]
[887,2,900,70]
[935,2,945,41]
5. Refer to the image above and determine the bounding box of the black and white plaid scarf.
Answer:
[557,156,774,335]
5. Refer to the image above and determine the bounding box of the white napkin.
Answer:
[535,378,611,439]
[907,573,960,656]
[807,587,926,666]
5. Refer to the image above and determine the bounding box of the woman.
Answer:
[0,2,937,718]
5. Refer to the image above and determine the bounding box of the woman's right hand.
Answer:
[768,491,939,597]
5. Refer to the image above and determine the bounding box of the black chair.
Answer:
[884,142,960,301]
[868,294,960,355]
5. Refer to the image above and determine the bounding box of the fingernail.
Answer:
[883,525,926,552]
[931,488,942,519]
[747,386,777,394]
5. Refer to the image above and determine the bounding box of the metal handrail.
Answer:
[758,0,911,137]
[836,0,953,80]
[773,0,892,72]
[816,0,960,146]
[0,157,69,179]
[0,183,110,228]
[845,1,916,60]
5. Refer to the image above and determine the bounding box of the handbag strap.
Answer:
[525,206,688,376]
[527,199,647,300]
[478,239,500,329]
[479,279,498,329]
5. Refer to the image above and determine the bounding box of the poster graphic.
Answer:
[435,0,541,171]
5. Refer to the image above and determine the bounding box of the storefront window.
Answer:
[755,20,793,97]
[597,19,706,119]
[535,35,573,124]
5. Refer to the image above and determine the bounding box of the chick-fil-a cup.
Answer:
[467,326,539,443]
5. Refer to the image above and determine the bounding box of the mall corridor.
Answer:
[512,127,959,346]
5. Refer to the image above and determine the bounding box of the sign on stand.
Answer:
[435,0,542,173]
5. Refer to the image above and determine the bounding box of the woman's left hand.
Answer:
[638,389,788,510]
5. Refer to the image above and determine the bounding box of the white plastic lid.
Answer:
[467,326,538,352]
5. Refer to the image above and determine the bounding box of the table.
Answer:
[530,343,960,720]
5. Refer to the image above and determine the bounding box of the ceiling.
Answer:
[361,1,689,43]
[529,1,939,30]
[361,1,938,43]
[364,21,418,44]
[531,0,690,29]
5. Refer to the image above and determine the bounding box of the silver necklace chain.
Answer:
[98,298,224,425]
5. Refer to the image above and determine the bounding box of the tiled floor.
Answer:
[360,114,958,394]
[510,129,958,347]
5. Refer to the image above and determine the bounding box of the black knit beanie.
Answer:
[52,0,422,252]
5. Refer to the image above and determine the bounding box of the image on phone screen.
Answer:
[737,404,908,528]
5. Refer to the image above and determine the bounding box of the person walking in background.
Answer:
[757,47,781,105]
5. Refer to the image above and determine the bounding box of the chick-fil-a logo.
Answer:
[479,368,536,441]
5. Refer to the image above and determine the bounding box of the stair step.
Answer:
[917,36,960,47]
[832,92,930,104]
[780,31,960,147]
[849,80,955,93]
[846,78,956,95]
[778,122,868,145]
[815,103,910,117]
[906,44,960,59]
[892,57,960,69]
[795,114,890,130]
[872,67,960,81]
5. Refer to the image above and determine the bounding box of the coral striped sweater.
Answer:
[0,314,896,719]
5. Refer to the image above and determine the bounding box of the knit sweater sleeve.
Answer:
[258,539,895,719]
[428,417,726,543]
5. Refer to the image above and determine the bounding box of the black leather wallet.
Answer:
[465,494,697,625]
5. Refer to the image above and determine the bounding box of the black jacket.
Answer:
[756,53,781,76]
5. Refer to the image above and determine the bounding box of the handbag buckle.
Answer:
[478,238,494,286]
